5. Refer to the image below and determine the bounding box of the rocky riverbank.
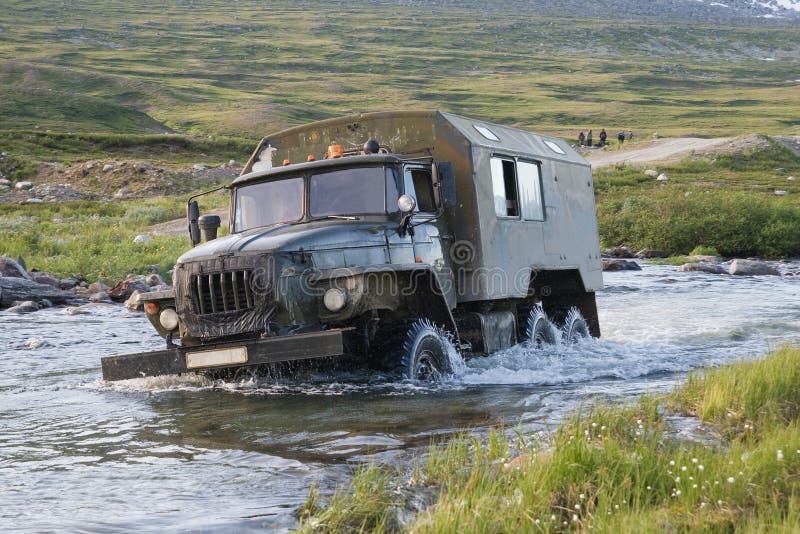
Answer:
[0,255,171,313]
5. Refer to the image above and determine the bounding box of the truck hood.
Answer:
[177,221,391,263]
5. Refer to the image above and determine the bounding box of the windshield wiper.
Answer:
[311,215,361,221]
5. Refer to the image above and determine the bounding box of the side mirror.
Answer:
[198,215,221,242]
[187,200,201,246]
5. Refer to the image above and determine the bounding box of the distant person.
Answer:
[599,129,607,146]
[627,130,634,141]
[586,130,593,147]
[578,131,586,146]
[617,132,625,144]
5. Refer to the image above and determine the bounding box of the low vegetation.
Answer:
[0,193,226,283]
[595,141,800,257]
[297,346,800,532]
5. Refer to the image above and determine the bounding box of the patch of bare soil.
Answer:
[585,134,773,168]
[0,160,242,203]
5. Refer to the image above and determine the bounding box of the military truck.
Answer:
[101,111,603,382]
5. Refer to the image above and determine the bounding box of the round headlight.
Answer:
[159,308,180,331]
[323,288,347,312]
[397,194,416,213]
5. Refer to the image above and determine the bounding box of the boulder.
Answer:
[635,249,669,259]
[6,300,40,313]
[23,198,43,204]
[0,178,10,186]
[113,187,130,199]
[0,256,31,279]
[59,277,81,290]
[774,190,787,196]
[108,278,150,301]
[193,164,207,171]
[125,290,145,311]
[15,181,33,190]
[608,246,635,258]
[102,164,113,172]
[656,173,669,182]
[29,272,61,289]
[88,291,112,303]
[0,277,72,307]
[685,255,721,263]
[88,281,110,293]
[133,234,153,244]
[602,259,642,271]
[678,262,728,274]
[145,273,164,287]
[644,169,658,177]
[729,259,780,276]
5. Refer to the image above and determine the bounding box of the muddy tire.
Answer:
[379,319,452,381]
[562,307,591,344]
[525,304,557,348]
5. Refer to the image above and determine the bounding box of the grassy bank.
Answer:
[298,346,800,532]
[0,193,226,283]
[595,141,800,257]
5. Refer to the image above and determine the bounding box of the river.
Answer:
[1,263,798,531]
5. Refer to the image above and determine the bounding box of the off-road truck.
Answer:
[102,111,603,382]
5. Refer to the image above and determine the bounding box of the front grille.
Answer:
[192,270,254,315]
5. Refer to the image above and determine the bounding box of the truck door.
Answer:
[400,163,457,309]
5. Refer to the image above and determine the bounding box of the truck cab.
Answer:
[102,111,603,382]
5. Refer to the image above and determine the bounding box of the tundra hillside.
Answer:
[1,1,798,278]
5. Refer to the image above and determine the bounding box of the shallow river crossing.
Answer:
[1,263,799,531]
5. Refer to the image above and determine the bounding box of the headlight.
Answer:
[323,288,347,312]
[159,308,180,331]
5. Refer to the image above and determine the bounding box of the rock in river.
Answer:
[678,263,728,274]
[6,300,40,313]
[602,259,642,271]
[729,259,780,276]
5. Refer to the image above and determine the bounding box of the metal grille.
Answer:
[192,270,254,315]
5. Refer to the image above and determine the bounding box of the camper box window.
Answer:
[491,157,544,221]
[518,161,544,221]
[490,157,519,218]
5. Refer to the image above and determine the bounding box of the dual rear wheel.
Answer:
[526,304,591,347]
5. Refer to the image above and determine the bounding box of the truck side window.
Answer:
[386,167,399,212]
[490,157,519,217]
[518,161,544,221]
[404,167,436,213]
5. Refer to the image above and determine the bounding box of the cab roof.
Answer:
[232,154,404,187]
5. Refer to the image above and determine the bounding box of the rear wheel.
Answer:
[379,319,453,381]
[525,304,557,348]
[562,307,590,344]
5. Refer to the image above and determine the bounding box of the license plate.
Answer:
[186,346,248,369]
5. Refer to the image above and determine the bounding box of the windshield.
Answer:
[234,166,398,232]
[234,176,303,232]
[309,167,392,218]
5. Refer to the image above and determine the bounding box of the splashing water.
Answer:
[0,262,798,531]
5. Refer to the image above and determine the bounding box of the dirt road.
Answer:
[585,137,736,168]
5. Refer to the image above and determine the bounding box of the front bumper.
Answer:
[101,329,349,382]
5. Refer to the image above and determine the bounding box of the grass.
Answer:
[0,1,798,142]
[298,346,800,532]
[595,141,800,257]
[0,193,227,283]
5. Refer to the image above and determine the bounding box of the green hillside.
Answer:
[1,0,798,141]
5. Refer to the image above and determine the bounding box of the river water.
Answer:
[2,263,798,531]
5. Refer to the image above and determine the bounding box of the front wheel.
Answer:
[381,319,453,381]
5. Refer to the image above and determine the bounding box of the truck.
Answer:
[101,111,603,382]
